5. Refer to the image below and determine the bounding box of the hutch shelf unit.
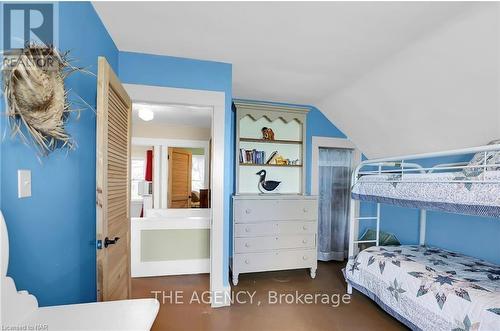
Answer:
[231,101,318,286]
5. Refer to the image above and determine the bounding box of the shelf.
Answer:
[239,138,302,145]
[239,163,302,168]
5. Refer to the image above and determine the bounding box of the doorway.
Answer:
[124,84,227,308]
[311,137,361,262]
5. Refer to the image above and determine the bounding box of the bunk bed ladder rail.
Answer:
[350,165,381,247]
[347,162,427,295]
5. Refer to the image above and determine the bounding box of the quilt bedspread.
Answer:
[351,171,500,218]
[345,245,500,331]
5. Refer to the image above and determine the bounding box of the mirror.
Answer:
[130,102,212,217]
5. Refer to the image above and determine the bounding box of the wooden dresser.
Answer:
[232,195,318,285]
[231,101,318,286]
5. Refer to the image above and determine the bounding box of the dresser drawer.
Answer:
[234,234,315,253]
[234,199,317,223]
[234,221,316,237]
[233,249,316,273]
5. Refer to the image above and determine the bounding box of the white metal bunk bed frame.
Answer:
[346,144,500,295]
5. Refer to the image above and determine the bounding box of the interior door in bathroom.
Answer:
[96,56,132,301]
[168,147,193,208]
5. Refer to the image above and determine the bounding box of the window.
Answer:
[131,158,145,200]
[191,155,205,192]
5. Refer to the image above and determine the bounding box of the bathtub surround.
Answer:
[131,209,211,277]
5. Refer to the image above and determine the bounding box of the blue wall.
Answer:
[1,2,119,306]
[118,51,233,286]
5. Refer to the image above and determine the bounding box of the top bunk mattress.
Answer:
[351,171,500,218]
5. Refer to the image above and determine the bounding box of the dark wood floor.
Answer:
[132,261,407,331]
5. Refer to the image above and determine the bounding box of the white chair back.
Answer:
[1,211,39,325]
[1,211,8,278]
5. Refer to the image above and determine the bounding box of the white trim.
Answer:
[125,83,227,307]
[153,145,161,208]
[211,285,232,308]
[311,136,361,195]
[311,136,362,253]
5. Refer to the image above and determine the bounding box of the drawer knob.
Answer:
[245,227,251,232]
[303,256,308,260]
[303,207,308,213]
[245,259,250,264]
[302,239,307,244]
[245,209,251,214]
[303,226,308,230]
[245,243,250,248]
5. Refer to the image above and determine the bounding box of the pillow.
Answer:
[358,228,400,251]
[463,139,500,177]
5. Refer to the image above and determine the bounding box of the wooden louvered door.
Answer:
[168,148,192,208]
[96,57,132,301]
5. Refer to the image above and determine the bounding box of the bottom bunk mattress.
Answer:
[345,245,500,331]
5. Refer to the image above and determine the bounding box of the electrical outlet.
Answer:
[17,170,32,198]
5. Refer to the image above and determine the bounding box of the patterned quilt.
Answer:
[351,171,500,218]
[345,246,500,331]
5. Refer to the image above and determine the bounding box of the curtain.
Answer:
[318,147,353,261]
[145,150,153,182]
[140,150,153,217]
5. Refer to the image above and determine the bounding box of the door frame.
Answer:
[123,83,227,308]
[311,136,362,244]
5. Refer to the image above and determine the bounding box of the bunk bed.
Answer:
[344,143,500,331]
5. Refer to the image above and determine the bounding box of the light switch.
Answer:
[18,170,31,198]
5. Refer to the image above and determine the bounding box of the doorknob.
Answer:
[104,236,120,248]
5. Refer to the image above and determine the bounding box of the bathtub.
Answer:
[131,208,211,277]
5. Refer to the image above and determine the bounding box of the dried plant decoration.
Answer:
[2,44,91,156]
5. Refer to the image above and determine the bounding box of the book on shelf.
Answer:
[239,148,267,165]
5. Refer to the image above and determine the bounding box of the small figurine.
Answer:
[274,155,286,165]
[256,170,281,193]
[261,127,275,140]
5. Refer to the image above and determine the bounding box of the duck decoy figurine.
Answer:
[256,170,281,193]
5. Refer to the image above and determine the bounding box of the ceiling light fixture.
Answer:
[138,108,154,121]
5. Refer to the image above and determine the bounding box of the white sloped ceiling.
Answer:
[317,4,500,158]
[94,2,500,158]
